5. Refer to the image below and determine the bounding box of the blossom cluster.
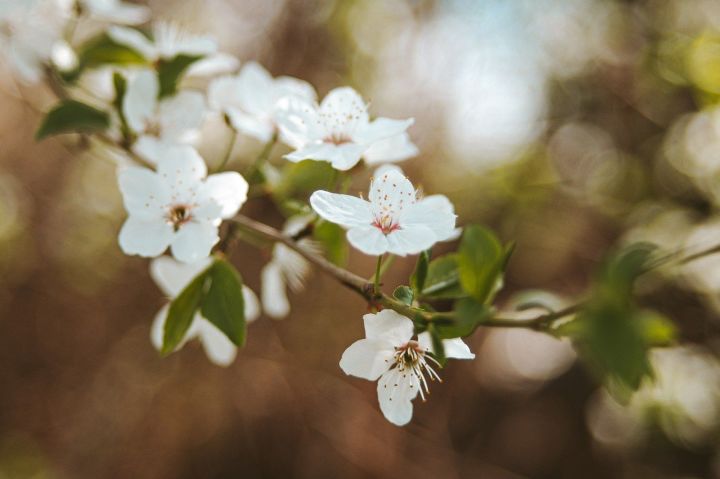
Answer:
[2,0,474,426]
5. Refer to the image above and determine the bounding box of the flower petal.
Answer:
[346,226,389,256]
[158,90,206,141]
[194,319,238,366]
[275,76,317,104]
[354,117,414,145]
[203,172,248,218]
[377,368,420,426]
[108,26,156,60]
[150,304,168,351]
[156,145,207,183]
[319,87,369,130]
[310,190,373,228]
[363,132,419,165]
[170,222,218,263]
[243,285,261,323]
[275,95,323,147]
[418,332,475,360]
[364,309,415,344]
[186,52,239,78]
[149,255,213,297]
[88,2,150,25]
[225,109,275,143]
[385,224,437,256]
[261,262,289,319]
[119,216,173,258]
[339,338,395,381]
[401,196,457,242]
[368,168,415,206]
[117,166,169,218]
[123,69,158,133]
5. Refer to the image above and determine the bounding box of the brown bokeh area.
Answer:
[3,0,720,477]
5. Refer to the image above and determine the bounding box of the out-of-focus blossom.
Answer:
[0,0,64,83]
[109,22,216,61]
[117,145,248,263]
[59,0,150,25]
[310,168,456,256]
[208,61,316,143]
[587,345,720,449]
[150,256,260,366]
[260,214,316,319]
[339,309,473,426]
[122,69,206,161]
[277,86,413,171]
[363,132,418,165]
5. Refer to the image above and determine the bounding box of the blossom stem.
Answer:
[214,127,238,173]
[373,255,383,295]
[246,132,277,181]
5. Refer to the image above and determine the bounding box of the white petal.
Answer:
[377,368,420,426]
[203,172,248,218]
[319,87,369,129]
[133,136,166,165]
[194,319,238,367]
[363,132,419,165]
[117,166,169,218]
[401,199,457,242]
[261,262,289,319]
[226,109,275,143]
[88,2,150,25]
[234,61,276,116]
[339,338,395,381]
[207,75,239,112]
[170,222,219,263]
[274,76,317,103]
[119,216,173,257]
[242,286,261,323]
[368,168,415,206]
[364,309,415,344]
[354,117,414,145]
[346,226,389,255]
[123,69,158,133]
[150,304,169,351]
[309,190,373,228]
[149,255,213,297]
[385,225,437,256]
[418,332,475,360]
[158,90,206,141]
[275,95,323,147]
[108,26,156,60]
[156,145,207,183]
[328,143,367,171]
[186,52,239,78]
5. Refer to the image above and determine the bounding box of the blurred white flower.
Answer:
[208,61,316,143]
[117,145,248,263]
[60,0,150,25]
[122,69,206,161]
[310,168,456,256]
[363,132,418,165]
[277,86,414,170]
[260,214,317,319]
[109,22,217,61]
[0,0,64,83]
[339,309,473,426]
[149,256,260,366]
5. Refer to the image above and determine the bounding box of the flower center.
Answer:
[393,340,442,400]
[166,204,192,231]
[144,119,162,137]
[323,132,352,145]
[372,213,400,235]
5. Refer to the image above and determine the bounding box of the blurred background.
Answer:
[3,0,720,477]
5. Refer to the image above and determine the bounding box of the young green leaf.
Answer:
[457,225,505,304]
[313,220,348,266]
[410,250,430,294]
[427,324,447,365]
[157,54,203,98]
[392,286,414,305]
[432,298,490,339]
[420,254,466,299]
[36,100,111,140]
[62,34,146,82]
[200,258,247,347]
[273,160,337,199]
[162,266,211,355]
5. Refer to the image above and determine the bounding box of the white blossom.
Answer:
[310,168,456,256]
[208,61,316,143]
[60,0,150,25]
[122,68,206,161]
[260,214,317,319]
[109,22,217,62]
[117,145,248,263]
[149,256,260,366]
[276,86,414,170]
[0,0,64,83]
[363,132,419,165]
[340,309,474,426]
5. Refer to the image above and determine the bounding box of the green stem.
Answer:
[214,127,238,173]
[373,255,383,295]
[246,132,277,180]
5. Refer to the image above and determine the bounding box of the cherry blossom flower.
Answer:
[60,0,150,25]
[0,0,64,83]
[276,86,414,170]
[149,256,260,366]
[260,215,317,319]
[108,22,217,62]
[310,168,456,256]
[340,309,474,426]
[117,145,248,263]
[122,69,206,161]
[208,61,316,143]
[363,132,419,165]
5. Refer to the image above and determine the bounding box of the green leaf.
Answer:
[637,310,677,346]
[457,225,505,304]
[112,72,132,142]
[157,54,203,98]
[162,266,211,355]
[273,160,337,199]
[420,254,466,299]
[427,324,447,365]
[433,298,490,339]
[36,100,111,140]
[410,250,430,295]
[62,34,146,82]
[392,286,414,305]
[200,259,247,347]
[313,220,348,266]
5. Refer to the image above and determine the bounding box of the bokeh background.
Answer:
[3,0,720,477]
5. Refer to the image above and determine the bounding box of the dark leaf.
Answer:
[393,286,414,305]
[420,254,466,299]
[158,54,203,98]
[162,266,211,355]
[457,225,505,304]
[410,250,430,294]
[433,298,490,339]
[313,220,348,266]
[36,100,110,140]
[200,259,247,347]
